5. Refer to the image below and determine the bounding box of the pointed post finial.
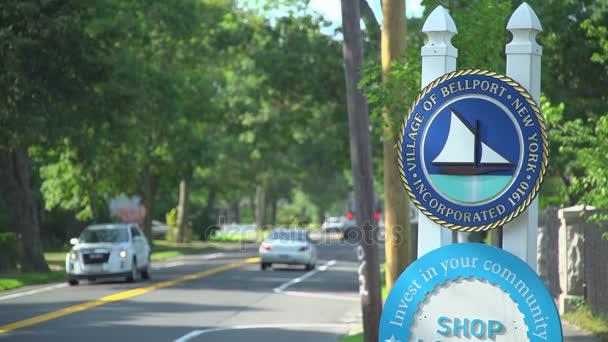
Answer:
[422,5,457,34]
[503,2,543,269]
[421,5,458,66]
[506,2,542,57]
[417,5,459,253]
[507,2,542,32]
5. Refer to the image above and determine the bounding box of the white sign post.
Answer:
[502,3,543,270]
[385,5,558,340]
[417,3,543,271]
[417,5,458,258]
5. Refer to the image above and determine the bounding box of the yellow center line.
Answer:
[0,257,260,334]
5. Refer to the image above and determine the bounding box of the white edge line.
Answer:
[281,290,359,302]
[0,252,228,301]
[173,323,352,342]
[272,259,336,294]
[0,283,68,301]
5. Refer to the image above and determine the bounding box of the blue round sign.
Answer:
[379,243,562,341]
[398,69,548,231]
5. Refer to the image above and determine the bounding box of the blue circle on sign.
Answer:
[379,243,562,342]
[422,96,522,204]
[399,70,548,230]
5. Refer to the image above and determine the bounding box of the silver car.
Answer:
[259,229,317,271]
[66,224,151,285]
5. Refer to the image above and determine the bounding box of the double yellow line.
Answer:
[0,257,260,334]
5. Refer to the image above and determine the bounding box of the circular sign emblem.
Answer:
[379,243,562,342]
[398,69,548,231]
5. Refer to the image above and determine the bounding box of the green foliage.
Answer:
[583,9,608,66]
[361,0,512,140]
[360,53,421,138]
[276,190,318,226]
[1,0,359,250]
[422,0,511,71]
[526,0,608,117]
[208,232,260,243]
[361,1,608,217]
[545,89,608,221]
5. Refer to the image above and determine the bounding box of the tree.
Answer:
[0,0,125,271]
[341,1,383,341]
[35,0,238,242]
[363,1,515,247]
[379,0,416,296]
[541,1,608,225]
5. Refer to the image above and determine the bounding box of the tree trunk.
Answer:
[341,1,383,341]
[204,185,217,220]
[89,188,98,223]
[176,178,190,243]
[255,185,265,230]
[271,200,278,227]
[231,201,240,224]
[0,147,49,272]
[89,170,99,222]
[381,0,414,295]
[491,227,503,247]
[248,195,255,221]
[317,209,325,227]
[142,165,158,242]
[360,0,381,52]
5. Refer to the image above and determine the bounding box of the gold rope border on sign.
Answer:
[397,69,549,232]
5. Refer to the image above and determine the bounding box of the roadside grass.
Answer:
[208,231,269,243]
[0,271,66,291]
[151,240,218,261]
[208,232,256,243]
[562,304,608,339]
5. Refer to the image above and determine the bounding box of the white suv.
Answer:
[66,224,151,285]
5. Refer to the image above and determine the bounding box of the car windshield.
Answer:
[268,230,307,242]
[79,228,129,243]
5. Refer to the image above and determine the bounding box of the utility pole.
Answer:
[340,1,382,341]
[381,0,414,295]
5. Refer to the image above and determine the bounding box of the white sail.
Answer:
[432,111,475,164]
[480,142,510,164]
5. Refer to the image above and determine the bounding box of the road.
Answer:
[0,241,364,342]
[0,238,597,341]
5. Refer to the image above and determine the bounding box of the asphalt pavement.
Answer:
[0,237,598,341]
[0,240,364,342]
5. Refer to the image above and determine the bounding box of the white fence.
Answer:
[417,3,543,269]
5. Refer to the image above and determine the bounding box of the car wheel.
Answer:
[141,257,151,280]
[261,262,270,271]
[68,278,79,286]
[126,257,137,283]
[305,263,315,271]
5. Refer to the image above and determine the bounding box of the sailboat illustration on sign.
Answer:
[432,109,513,175]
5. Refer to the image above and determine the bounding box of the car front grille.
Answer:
[82,253,110,264]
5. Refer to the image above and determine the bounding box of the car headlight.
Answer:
[70,252,78,260]
[119,249,127,258]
